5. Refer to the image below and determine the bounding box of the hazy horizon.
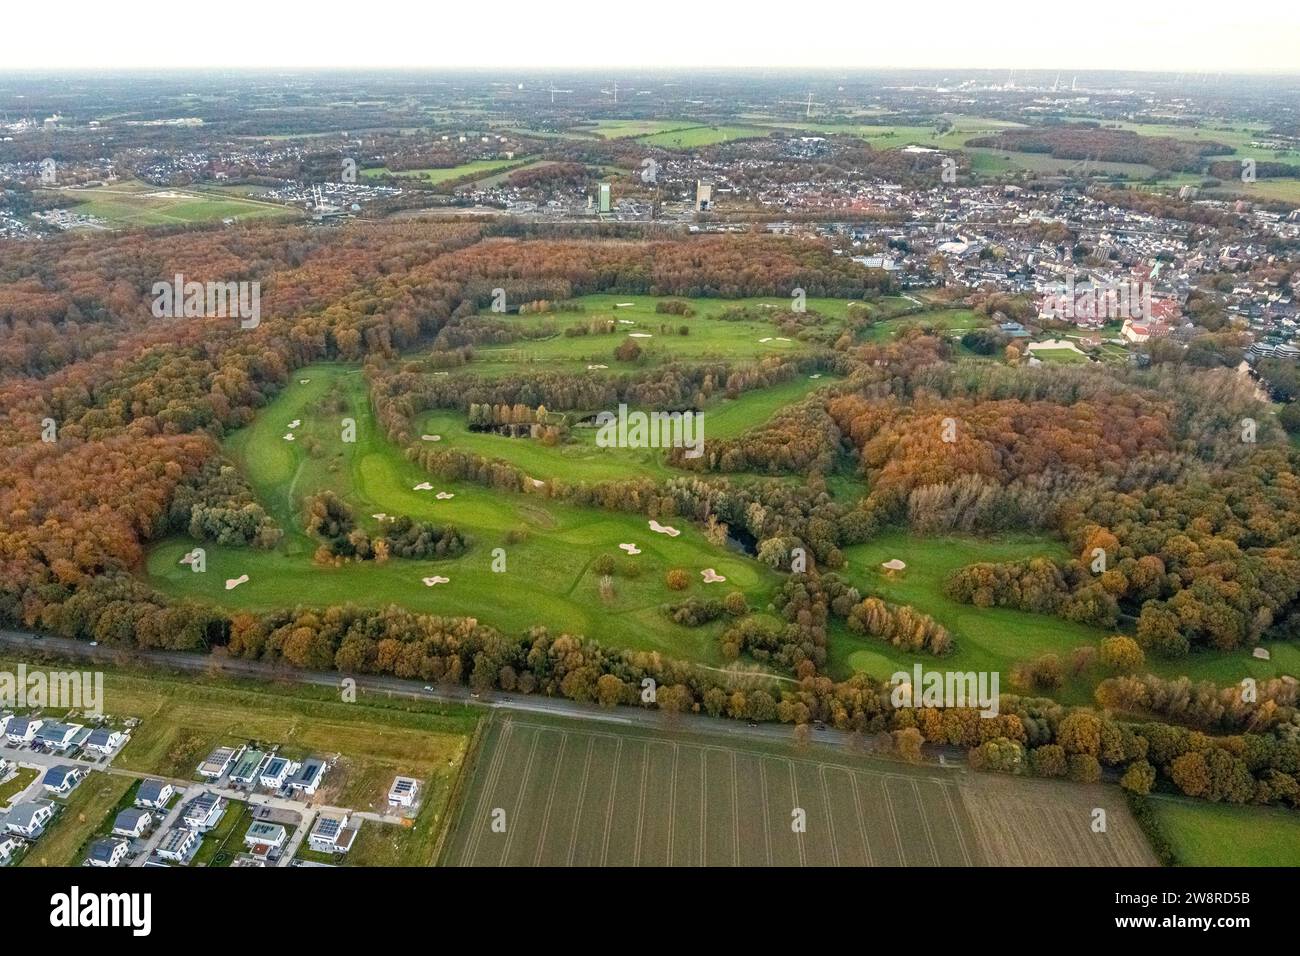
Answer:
[9,1,1300,73]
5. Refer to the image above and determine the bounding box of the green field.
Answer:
[1149,796,1300,866]
[361,157,534,184]
[19,772,134,867]
[1029,346,1091,364]
[637,125,770,149]
[0,766,38,807]
[831,532,1108,700]
[50,179,297,227]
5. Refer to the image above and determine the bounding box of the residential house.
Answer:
[5,716,43,745]
[112,808,153,838]
[259,756,296,791]
[0,834,19,864]
[244,821,288,855]
[182,791,227,832]
[86,838,129,868]
[41,765,86,796]
[228,749,267,788]
[5,801,55,838]
[308,813,357,854]
[35,721,84,752]
[136,779,175,810]
[197,745,243,780]
[286,757,327,796]
[156,825,200,864]
[0,712,11,736]
[84,727,128,756]
[388,776,420,808]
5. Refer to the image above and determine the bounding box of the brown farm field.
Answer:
[441,713,1156,867]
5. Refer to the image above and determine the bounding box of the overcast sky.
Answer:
[7,0,1299,73]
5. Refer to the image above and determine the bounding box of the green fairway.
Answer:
[416,374,840,484]
[145,363,782,663]
[832,532,1108,699]
[464,293,859,371]
[1148,796,1300,866]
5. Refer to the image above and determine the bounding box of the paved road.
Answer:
[0,629,880,754]
[131,790,188,867]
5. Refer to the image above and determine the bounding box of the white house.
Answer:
[182,792,227,832]
[308,813,356,854]
[112,808,153,838]
[84,727,128,756]
[388,776,420,808]
[156,825,199,864]
[286,757,326,796]
[0,712,11,736]
[41,765,86,796]
[0,835,19,863]
[197,745,243,779]
[5,801,55,838]
[35,721,84,752]
[259,756,297,791]
[243,821,288,852]
[135,779,175,809]
[5,717,43,745]
[86,838,129,868]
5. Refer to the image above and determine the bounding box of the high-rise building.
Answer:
[695,180,713,212]
[598,183,611,214]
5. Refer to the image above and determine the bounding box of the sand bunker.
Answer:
[700,568,727,583]
[809,373,822,379]
[288,419,301,429]
[776,337,792,342]
[282,433,295,441]
[759,337,773,343]
[628,332,652,338]
[413,482,434,491]
[587,364,608,370]
[616,303,634,308]
[225,574,249,590]
[178,551,197,566]
[421,434,441,442]
[435,492,455,500]
[618,319,635,324]
[299,379,310,384]
[649,520,680,537]
[619,543,641,555]
[422,576,450,587]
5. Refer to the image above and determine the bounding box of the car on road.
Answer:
[423,685,433,692]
